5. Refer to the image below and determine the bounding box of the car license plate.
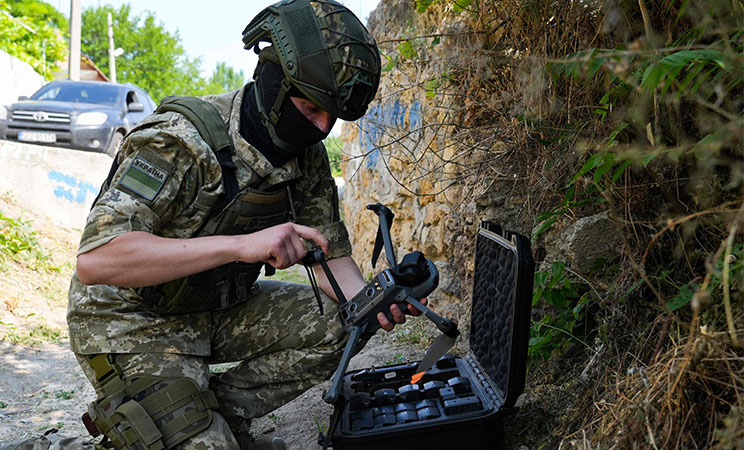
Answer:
[18,131,56,143]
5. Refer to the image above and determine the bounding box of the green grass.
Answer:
[0,321,66,346]
[384,352,408,365]
[314,416,329,436]
[388,319,433,347]
[265,267,309,284]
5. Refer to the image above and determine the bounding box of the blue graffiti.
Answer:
[48,170,100,204]
[358,99,423,169]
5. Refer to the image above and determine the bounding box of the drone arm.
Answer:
[323,323,364,404]
[405,296,459,339]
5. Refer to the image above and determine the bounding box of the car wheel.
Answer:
[107,131,124,157]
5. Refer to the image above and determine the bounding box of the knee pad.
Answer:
[87,375,219,450]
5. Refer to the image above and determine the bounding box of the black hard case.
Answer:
[325,222,534,450]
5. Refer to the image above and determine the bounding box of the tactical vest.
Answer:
[101,96,300,314]
[138,180,301,314]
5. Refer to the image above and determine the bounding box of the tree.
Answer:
[201,62,246,95]
[81,5,207,102]
[0,0,67,79]
[8,0,67,30]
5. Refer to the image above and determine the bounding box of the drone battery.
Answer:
[323,222,534,450]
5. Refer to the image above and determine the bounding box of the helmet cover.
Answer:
[243,0,381,121]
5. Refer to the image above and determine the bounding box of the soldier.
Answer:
[3,1,425,450]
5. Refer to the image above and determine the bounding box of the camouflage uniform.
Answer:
[67,86,352,448]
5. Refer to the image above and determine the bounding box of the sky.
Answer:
[53,0,382,78]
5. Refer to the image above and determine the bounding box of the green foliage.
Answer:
[533,185,604,240]
[528,262,595,363]
[414,0,434,13]
[81,5,207,102]
[662,243,743,313]
[200,62,246,95]
[324,135,343,176]
[397,40,417,59]
[0,0,67,79]
[424,78,440,99]
[640,49,742,97]
[451,0,474,12]
[9,0,67,29]
[413,0,475,13]
[384,34,441,72]
[0,210,57,271]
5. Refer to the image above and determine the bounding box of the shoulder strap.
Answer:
[91,96,240,211]
[156,96,239,203]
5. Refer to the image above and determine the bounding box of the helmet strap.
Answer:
[268,78,291,127]
[252,78,300,154]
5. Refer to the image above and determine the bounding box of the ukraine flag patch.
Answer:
[119,156,169,201]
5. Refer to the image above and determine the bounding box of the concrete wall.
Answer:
[0,50,45,107]
[0,141,112,230]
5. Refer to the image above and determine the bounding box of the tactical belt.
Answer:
[82,354,219,450]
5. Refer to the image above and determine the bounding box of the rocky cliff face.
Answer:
[339,1,592,324]
[341,1,471,323]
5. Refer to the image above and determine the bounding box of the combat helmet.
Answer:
[242,0,381,125]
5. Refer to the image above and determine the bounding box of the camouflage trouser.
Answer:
[76,280,348,450]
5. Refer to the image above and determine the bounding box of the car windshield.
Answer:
[30,83,121,106]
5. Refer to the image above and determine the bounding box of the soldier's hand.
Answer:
[376,298,428,332]
[242,223,328,270]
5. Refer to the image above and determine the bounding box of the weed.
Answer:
[389,319,432,347]
[384,353,407,365]
[0,322,66,346]
[54,389,75,400]
[267,413,283,425]
[528,261,596,364]
[314,416,329,435]
[0,401,7,408]
[0,210,60,272]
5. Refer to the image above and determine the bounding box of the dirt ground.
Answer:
[0,193,434,449]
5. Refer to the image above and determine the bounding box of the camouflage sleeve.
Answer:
[294,143,352,260]
[78,115,222,255]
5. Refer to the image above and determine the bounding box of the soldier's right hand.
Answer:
[241,223,329,270]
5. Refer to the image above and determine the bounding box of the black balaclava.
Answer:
[240,60,333,166]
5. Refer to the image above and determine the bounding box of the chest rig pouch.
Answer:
[133,96,300,314]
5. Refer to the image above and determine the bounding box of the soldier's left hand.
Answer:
[376,298,428,332]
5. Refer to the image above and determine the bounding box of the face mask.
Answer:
[256,61,333,151]
[275,95,331,150]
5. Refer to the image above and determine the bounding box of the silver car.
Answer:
[0,80,156,156]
